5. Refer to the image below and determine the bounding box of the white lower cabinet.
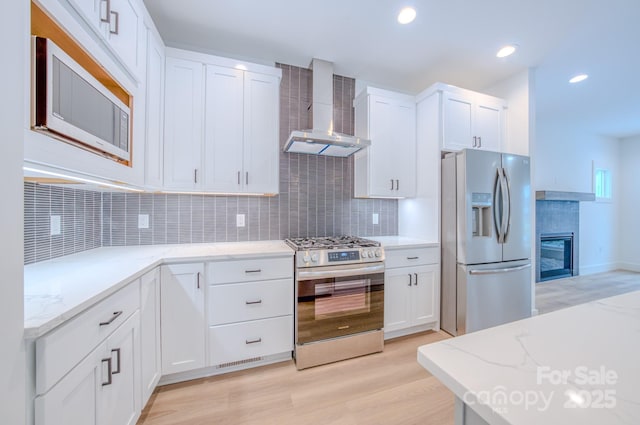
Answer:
[35,311,141,425]
[139,268,161,406]
[384,247,440,338]
[206,257,294,369]
[160,263,206,375]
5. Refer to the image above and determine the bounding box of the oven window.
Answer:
[297,272,384,344]
[314,279,370,318]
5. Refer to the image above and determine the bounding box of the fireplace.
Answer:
[539,233,575,281]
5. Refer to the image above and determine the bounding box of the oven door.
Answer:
[296,262,384,344]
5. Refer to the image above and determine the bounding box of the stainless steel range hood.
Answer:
[283,59,370,157]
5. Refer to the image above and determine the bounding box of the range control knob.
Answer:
[375,249,381,257]
[364,250,372,258]
[311,253,319,263]
[303,254,311,263]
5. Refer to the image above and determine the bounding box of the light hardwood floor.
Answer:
[535,270,640,314]
[139,270,640,425]
[138,331,455,425]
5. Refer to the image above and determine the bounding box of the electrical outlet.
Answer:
[372,213,379,225]
[236,214,246,227]
[50,215,61,236]
[138,214,149,229]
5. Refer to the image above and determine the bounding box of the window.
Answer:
[594,167,612,201]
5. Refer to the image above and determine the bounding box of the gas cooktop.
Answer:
[285,235,381,250]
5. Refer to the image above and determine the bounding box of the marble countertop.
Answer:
[418,290,640,425]
[24,241,293,339]
[368,235,438,249]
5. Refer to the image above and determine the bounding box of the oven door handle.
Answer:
[297,263,385,280]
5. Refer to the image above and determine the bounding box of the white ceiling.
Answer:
[144,0,640,139]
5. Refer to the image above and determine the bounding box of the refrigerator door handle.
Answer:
[493,168,503,243]
[469,263,531,275]
[500,167,510,243]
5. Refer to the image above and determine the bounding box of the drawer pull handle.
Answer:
[246,338,262,345]
[338,325,350,330]
[407,256,419,260]
[99,311,123,326]
[245,269,262,274]
[101,357,112,386]
[111,348,121,374]
[414,273,419,286]
[245,300,262,305]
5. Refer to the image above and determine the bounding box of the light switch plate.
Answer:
[138,214,149,229]
[372,213,379,225]
[236,214,246,227]
[50,215,61,236]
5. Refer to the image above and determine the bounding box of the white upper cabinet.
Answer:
[64,0,145,80]
[143,26,165,189]
[165,48,281,195]
[354,87,417,198]
[440,85,506,152]
[163,57,205,190]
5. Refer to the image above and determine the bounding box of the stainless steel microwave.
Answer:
[32,37,131,163]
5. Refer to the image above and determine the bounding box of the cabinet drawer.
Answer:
[35,280,140,395]
[209,316,293,366]
[208,279,293,325]
[385,247,439,268]
[208,256,293,284]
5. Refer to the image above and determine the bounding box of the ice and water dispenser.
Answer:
[471,193,492,237]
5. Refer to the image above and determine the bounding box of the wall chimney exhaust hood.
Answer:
[283,59,370,157]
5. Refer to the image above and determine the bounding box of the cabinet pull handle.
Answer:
[414,273,419,286]
[407,274,412,286]
[101,357,113,386]
[109,11,119,35]
[237,171,240,185]
[406,256,419,260]
[472,136,477,147]
[246,338,262,345]
[478,136,482,147]
[390,179,394,190]
[246,172,249,185]
[100,0,110,22]
[245,269,262,274]
[245,300,262,305]
[111,348,121,374]
[99,311,122,326]
[337,325,350,330]
[396,179,399,191]
[194,168,198,183]
[196,272,201,289]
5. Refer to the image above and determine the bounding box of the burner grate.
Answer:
[285,236,380,250]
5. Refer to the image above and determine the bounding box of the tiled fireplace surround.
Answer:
[24,64,398,265]
[535,200,580,282]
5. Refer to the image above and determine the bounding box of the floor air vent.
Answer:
[216,357,263,369]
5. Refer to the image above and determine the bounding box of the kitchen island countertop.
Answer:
[418,290,640,425]
[24,241,293,339]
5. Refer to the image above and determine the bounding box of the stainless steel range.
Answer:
[285,236,385,370]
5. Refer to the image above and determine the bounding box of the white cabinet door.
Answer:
[104,0,145,79]
[100,311,140,425]
[35,342,104,425]
[66,0,103,33]
[204,65,244,192]
[474,97,503,152]
[411,265,438,326]
[160,263,206,375]
[383,269,412,333]
[354,89,416,198]
[164,58,204,190]
[139,268,161,405]
[243,71,280,194]
[144,28,165,189]
[442,92,474,151]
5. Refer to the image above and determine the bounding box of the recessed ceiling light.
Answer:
[569,74,589,83]
[397,7,416,24]
[496,45,517,58]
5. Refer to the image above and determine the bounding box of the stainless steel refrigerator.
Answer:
[441,149,532,336]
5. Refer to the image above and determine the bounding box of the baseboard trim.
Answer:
[579,263,617,275]
[617,262,640,272]
[384,322,439,340]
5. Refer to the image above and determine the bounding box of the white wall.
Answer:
[618,136,640,271]
[484,69,533,156]
[534,121,621,274]
[0,0,27,423]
